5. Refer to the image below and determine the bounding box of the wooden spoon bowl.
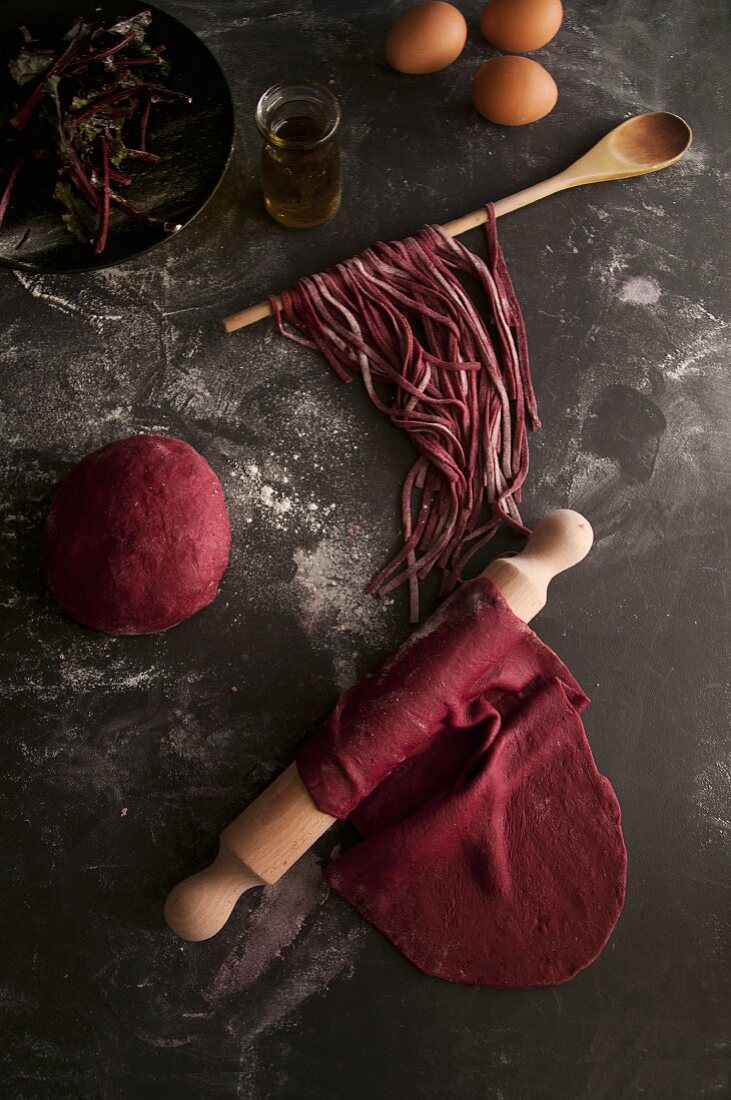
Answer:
[448,111,694,230]
[607,111,693,172]
[563,111,693,187]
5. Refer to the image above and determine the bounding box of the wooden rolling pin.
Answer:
[165,509,593,941]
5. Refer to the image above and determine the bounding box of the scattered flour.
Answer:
[6,633,161,703]
[694,756,731,851]
[207,852,327,1002]
[204,851,365,1062]
[12,271,124,332]
[208,379,399,668]
[293,536,391,641]
[662,318,728,382]
[567,453,618,504]
[619,275,662,305]
[228,458,335,535]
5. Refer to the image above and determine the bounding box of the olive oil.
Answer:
[257,83,341,229]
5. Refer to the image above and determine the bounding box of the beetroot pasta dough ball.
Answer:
[42,434,231,634]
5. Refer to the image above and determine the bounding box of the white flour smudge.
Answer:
[6,632,161,703]
[694,757,731,850]
[203,850,366,1067]
[13,271,124,332]
[209,379,398,664]
[207,853,327,1002]
[662,319,728,382]
[567,453,618,507]
[619,275,662,305]
[293,535,392,642]
[229,459,333,535]
[231,911,365,1064]
[234,924,363,1043]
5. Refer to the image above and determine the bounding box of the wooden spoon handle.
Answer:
[441,169,574,237]
[165,510,593,941]
[220,179,557,334]
[219,152,624,335]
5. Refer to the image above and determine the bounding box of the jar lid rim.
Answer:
[256,80,341,149]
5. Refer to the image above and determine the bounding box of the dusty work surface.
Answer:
[1,1,729,1097]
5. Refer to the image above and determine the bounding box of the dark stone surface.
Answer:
[1,2,728,1097]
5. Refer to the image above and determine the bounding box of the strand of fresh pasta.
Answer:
[271,206,540,622]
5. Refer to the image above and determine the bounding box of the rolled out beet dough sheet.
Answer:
[297,579,626,987]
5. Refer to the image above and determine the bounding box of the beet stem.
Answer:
[93,135,111,254]
[10,35,82,130]
[115,57,163,68]
[108,190,179,232]
[0,157,25,228]
[74,28,138,67]
[139,97,152,152]
[74,87,141,122]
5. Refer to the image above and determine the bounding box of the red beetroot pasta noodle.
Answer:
[271,207,540,621]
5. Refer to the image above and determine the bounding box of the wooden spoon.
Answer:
[223,111,692,334]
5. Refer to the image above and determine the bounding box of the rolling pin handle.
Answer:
[482,509,593,621]
[520,508,594,577]
[164,762,333,941]
[164,846,263,942]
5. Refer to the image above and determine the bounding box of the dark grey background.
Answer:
[1,1,729,1098]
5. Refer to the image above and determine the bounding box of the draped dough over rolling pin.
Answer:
[297,580,626,987]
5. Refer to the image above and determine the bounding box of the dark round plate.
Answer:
[0,1,234,271]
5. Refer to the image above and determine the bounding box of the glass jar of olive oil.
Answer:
[256,81,341,229]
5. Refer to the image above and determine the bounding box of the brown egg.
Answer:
[481,0,563,53]
[386,2,468,74]
[472,56,558,125]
